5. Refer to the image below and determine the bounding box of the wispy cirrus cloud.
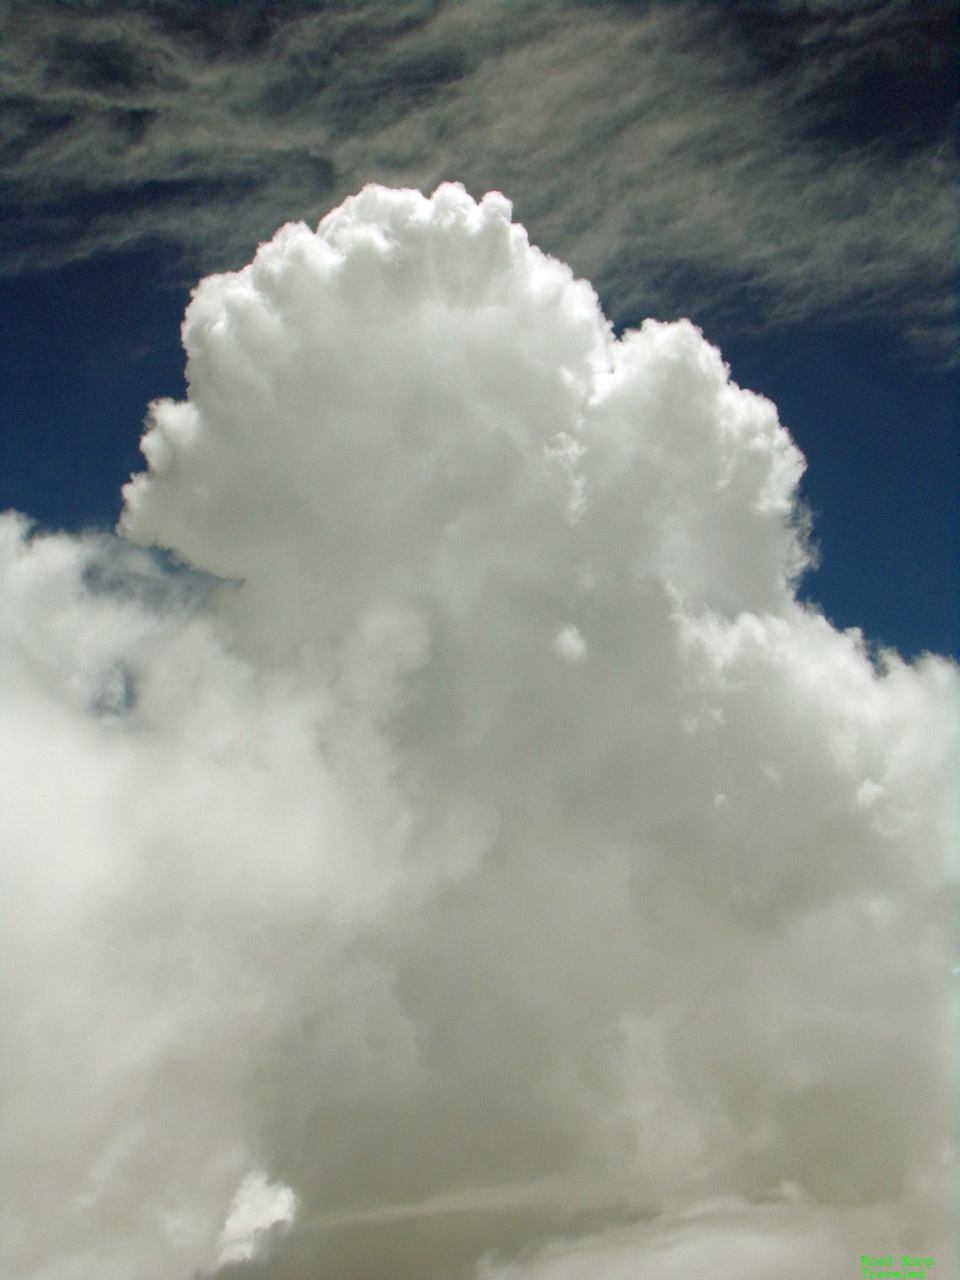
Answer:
[1,0,954,351]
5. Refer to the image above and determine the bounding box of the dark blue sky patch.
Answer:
[45,30,166,95]
[2,172,261,228]
[0,98,78,170]
[0,161,338,275]
[719,319,959,660]
[0,246,190,531]
[717,0,959,157]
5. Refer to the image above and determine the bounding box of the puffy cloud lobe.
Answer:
[122,184,808,636]
[2,184,956,1280]
[216,1173,297,1268]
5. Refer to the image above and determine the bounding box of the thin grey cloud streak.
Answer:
[0,0,955,351]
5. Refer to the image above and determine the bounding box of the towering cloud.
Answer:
[2,185,956,1279]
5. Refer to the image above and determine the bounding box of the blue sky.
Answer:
[1,0,957,661]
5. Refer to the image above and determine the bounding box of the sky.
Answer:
[0,3,958,1280]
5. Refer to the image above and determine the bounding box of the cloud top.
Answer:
[121,182,810,626]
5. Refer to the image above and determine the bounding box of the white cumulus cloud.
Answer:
[2,183,956,1280]
[216,1172,297,1267]
[553,625,587,664]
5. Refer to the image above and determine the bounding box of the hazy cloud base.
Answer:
[3,184,956,1279]
[0,0,955,353]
